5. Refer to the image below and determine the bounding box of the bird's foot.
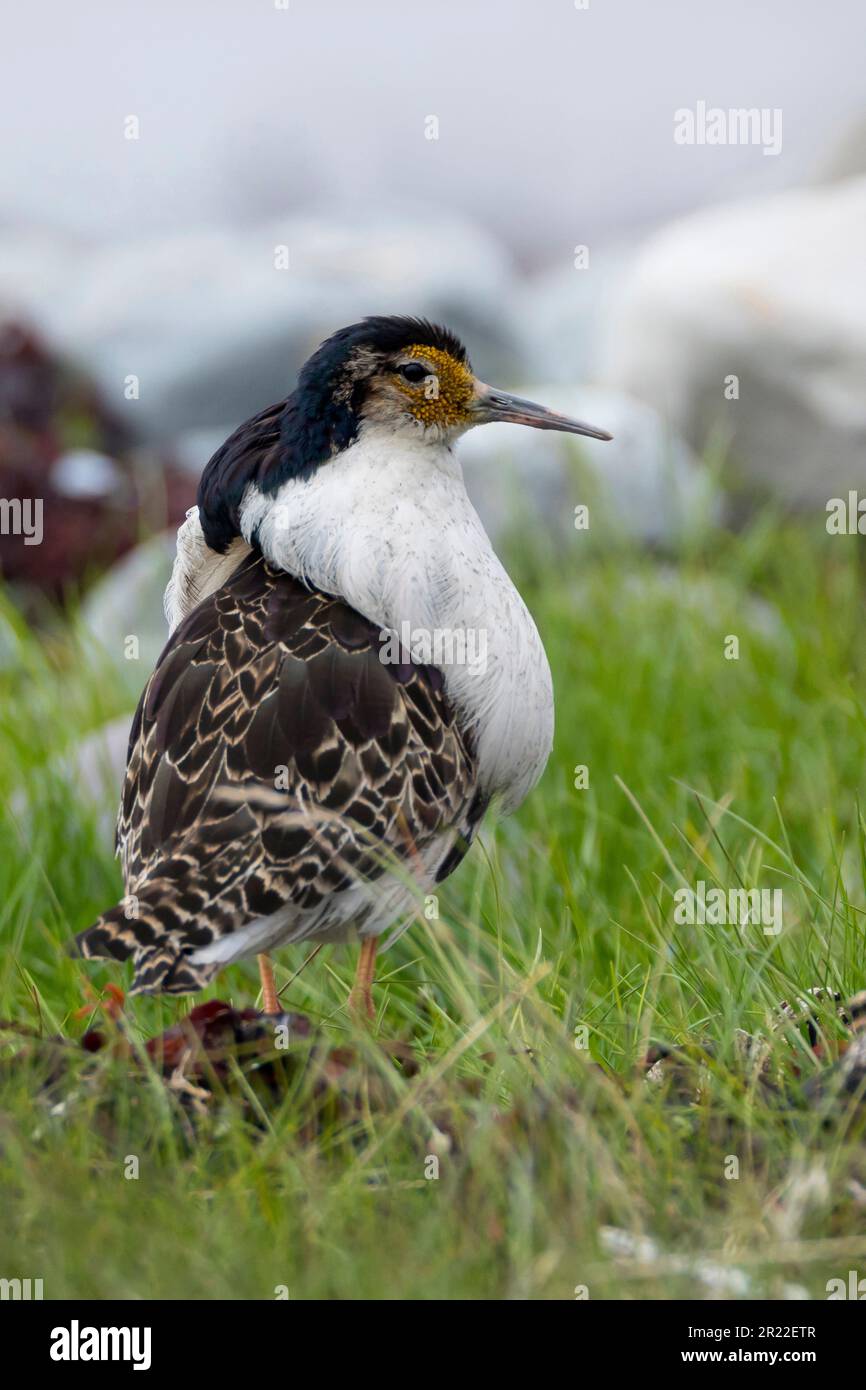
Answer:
[73,980,126,1024]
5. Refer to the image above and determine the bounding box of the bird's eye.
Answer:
[399,362,429,384]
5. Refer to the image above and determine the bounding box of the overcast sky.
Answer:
[2,0,865,264]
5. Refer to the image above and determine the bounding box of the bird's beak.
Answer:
[471,383,613,441]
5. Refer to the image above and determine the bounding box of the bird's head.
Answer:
[198,316,612,551]
[293,314,613,447]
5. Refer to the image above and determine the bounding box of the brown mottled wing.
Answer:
[77,551,479,994]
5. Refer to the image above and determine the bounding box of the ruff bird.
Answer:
[77,317,611,1018]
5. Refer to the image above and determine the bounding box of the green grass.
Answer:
[2,508,866,1300]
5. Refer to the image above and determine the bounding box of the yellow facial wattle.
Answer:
[397,344,475,428]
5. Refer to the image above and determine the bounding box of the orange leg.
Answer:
[348,936,378,1022]
[258,952,280,1015]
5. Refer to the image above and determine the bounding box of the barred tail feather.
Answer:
[75,898,220,996]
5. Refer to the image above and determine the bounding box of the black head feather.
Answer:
[197,316,469,552]
[315,316,469,368]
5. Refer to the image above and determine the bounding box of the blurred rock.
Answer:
[815,111,866,183]
[0,322,194,599]
[600,177,866,506]
[516,242,638,387]
[65,714,133,838]
[171,426,231,480]
[0,210,521,441]
[459,386,717,547]
[50,448,124,499]
[81,532,175,691]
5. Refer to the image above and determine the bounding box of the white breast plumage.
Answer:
[167,427,554,814]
